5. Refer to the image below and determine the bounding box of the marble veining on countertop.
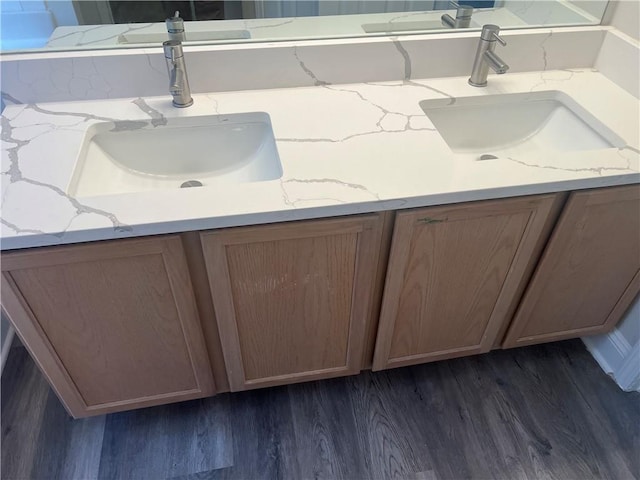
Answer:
[1,69,639,250]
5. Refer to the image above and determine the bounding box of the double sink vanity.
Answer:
[1,26,639,418]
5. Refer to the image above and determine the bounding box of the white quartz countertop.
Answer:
[2,69,639,250]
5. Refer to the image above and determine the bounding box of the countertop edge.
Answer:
[2,173,638,252]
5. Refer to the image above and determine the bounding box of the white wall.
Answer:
[605,0,640,40]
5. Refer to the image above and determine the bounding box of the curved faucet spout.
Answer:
[484,50,509,74]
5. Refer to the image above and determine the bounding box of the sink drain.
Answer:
[180,180,203,188]
[478,154,498,161]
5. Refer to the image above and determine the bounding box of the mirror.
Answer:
[0,0,609,54]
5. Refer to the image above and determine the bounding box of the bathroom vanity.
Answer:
[2,67,639,417]
[1,26,639,417]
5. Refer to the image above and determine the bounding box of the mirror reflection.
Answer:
[0,0,608,53]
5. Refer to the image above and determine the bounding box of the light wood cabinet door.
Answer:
[372,194,562,371]
[503,185,640,348]
[1,236,215,418]
[200,214,384,391]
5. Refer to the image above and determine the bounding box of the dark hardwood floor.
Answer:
[2,340,638,480]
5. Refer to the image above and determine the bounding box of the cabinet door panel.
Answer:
[1,236,215,417]
[227,234,356,380]
[373,194,561,371]
[201,215,383,391]
[503,185,640,347]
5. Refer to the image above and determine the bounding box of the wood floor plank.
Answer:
[288,377,371,480]
[222,386,301,480]
[409,471,439,480]
[508,345,628,479]
[443,355,537,480]
[556,342,640,479]
[97,396,232,480]
[1,347,50,480]
[58,413,106,480]
[98,405,174,480]
[454,351,561,479]
[389,361,482,479]
[346,370,425,479]
[161,397,234,478]
[477,343,629,480]
[30,390,105,480]
[167,467,234,480]
[416,358,529,480]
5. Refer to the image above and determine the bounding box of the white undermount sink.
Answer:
[419,91,625,159]
[68,112,283,197]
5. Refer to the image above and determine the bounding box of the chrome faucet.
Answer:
[442,3,473,29]
[468,24,509,87]
[163,40,193,108]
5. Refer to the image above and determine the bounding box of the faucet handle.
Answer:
[480,24,506,46]
[163,40,183,62]
[492,31,507,46]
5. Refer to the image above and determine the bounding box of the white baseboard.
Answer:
[615,342,640,391]
[583,329,640,392]
[583,328,632,373]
